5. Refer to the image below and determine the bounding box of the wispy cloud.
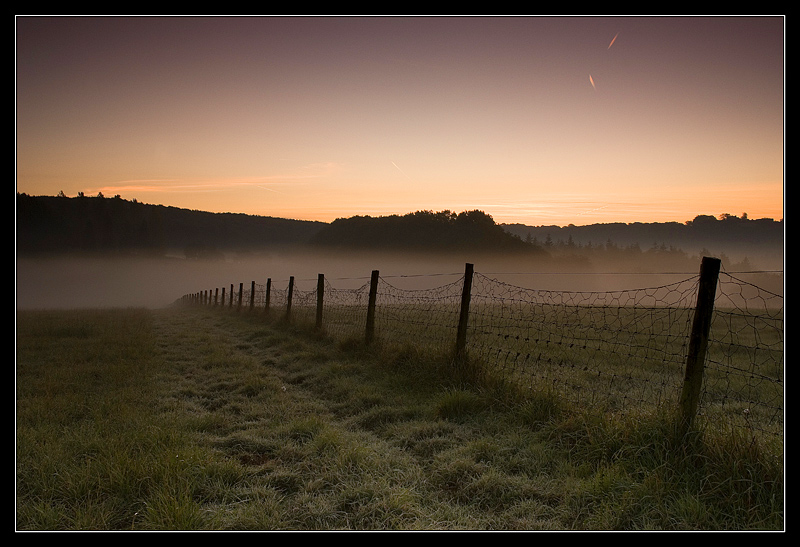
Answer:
[93,162,345,196]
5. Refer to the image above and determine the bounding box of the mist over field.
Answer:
[15,194,783,309]
[16,249,482,309]
[15,241,783,310]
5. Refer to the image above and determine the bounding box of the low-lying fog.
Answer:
[16,246,784,310]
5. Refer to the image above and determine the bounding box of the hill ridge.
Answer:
[16,193,783,264]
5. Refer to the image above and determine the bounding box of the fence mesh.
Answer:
[374,277,464,353]
[321,280,373,342]
[183,265,783,441]
[467,273,699,415]
[699,273,784,438]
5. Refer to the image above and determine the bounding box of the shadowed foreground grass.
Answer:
[16,307,783,530]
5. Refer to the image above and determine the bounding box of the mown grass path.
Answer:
[16,307,783,530]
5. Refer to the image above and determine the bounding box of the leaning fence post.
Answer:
[365,270,380,345]
[286,276,294,321]
[455,263,474,363]
[678,256,721,437]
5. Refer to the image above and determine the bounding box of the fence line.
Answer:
[179,258,783,444]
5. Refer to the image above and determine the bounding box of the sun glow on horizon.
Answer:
[61,174,784,228]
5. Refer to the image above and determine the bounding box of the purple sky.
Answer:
[15,16,784,226]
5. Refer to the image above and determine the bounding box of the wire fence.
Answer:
[467,273,699,413]
[180,259,783,445]
[702,274,784,439]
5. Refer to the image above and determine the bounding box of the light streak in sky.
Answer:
[391,161,411,179]
[589,33,617,90]
[256,185,286,194]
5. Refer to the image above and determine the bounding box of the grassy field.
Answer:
[16,306,783,530]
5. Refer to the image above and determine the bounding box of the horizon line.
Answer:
[16,191,784,228]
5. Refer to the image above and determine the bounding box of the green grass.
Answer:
[291,295,782,446]
[16,307,783,530]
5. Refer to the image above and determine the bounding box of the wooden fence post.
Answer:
[250,280,256,310]
[455,263,474,363]
[214,287,219,306]
[237,282,243,311]
[316,274,325,330]
[265,278,271,315]
[229,284,234,307]
[286,276,294,321]
[365,270,380,345]
[221,287,226,307]
[678,256,721,437]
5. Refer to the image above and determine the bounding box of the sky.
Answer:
[15,16,785,227]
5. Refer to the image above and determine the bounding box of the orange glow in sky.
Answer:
[15,16,784,227]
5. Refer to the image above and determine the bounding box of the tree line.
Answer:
[16,193,782,268]
[16,193,324,256]
[504,213,783,253]
[309,209,541,255]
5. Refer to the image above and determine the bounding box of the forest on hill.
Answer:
[503,214,783,252]
[308,209,540,255]
[503,213,783,271]
[15,195,538,257]
[16,193,325,257]
[16,193,783,270]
